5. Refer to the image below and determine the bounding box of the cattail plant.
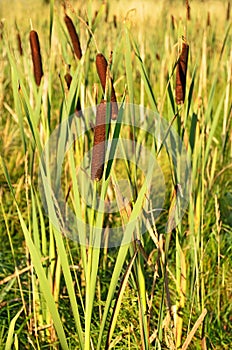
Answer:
[29,30,43,86]
[175,40,189,105]
[64,71,82,117]
[64,14,82,60]
[91,100,106,181]
[96,53,118,119]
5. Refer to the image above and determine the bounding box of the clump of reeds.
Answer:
[29,30,43,86]
[186,0,191,21]
[64,14,82,60]
[91,100,106,181]
[64,70,82,117]
[226,1,231,21]
[96,53,118,119]
[175,40,189,105]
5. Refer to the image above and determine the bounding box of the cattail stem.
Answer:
[64,14,82,60]
[29,30,43,86]
[175,41,189,105]
[96,53,118,119]
[91,100,106,181]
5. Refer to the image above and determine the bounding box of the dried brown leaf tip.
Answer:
[175,40,189,105]
[91,100,106,181]
[64,14,82,60]
[29,30,43,86]
[96,53,118,120]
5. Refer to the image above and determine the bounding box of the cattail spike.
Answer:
[64,72,72,90]
[64,14,82,60]
[175,41,189,105]
[96,53,108,91]
[91,100,106,181]
[29,30,43,86]
[96,53,118,119]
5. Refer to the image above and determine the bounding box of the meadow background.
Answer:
[0,0,232,349]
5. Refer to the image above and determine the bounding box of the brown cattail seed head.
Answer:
[175,41,189,105]
[96,53,118,119]
[64,73,72,90]
[96,53,108,91]
[91,100,106,181]
[64,14,82,60]
[29,30,43,86]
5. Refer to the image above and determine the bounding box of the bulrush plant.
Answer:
[96,52,118,119]
[91,100,106,181]
[29,30,43,86]
[175,39,189,105]
[64,13,82,60]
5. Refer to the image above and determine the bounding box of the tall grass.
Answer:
[0,0,232,349]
